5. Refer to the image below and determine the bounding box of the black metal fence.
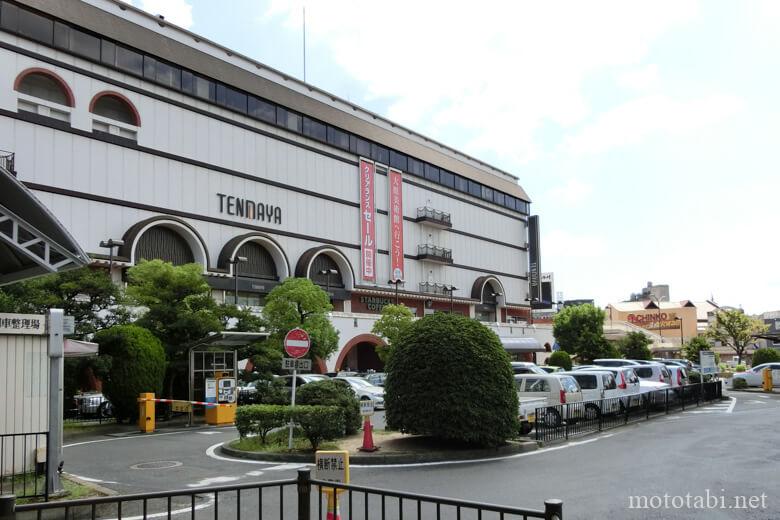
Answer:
[0,150,15,174]
[3,469,563,519]
[535,381,724,443]
[0,432,48,499]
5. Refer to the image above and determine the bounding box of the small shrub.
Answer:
[254,378,289,405]
[288,405,344,451]
[751,348,780,367]
[732,378,748,389]
[296,380,360,435]
[235,405,287,443]
[735,364,746,372]
[547,351,572,371]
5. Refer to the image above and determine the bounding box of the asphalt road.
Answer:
[62,393,780,519]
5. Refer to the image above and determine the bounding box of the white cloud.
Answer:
[565,93,744,155]
[264,0,698,164]
[135,0,193,29]
[616,64,661,91]
[547,178,593,207]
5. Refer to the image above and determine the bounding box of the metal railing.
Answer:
[3,469,564,519]
[0,150,14,175]
[535,381,723,443]
[0,432,48,500]
[419,281,452,295]
[417,245,453,262]
[416,206,452,226]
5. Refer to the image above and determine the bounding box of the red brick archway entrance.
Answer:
[335,334,386,372]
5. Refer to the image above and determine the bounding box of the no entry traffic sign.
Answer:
[284,328,310,359]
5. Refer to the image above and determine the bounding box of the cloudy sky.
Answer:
[128,0,779,313]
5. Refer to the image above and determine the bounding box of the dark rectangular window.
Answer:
[468,180,482,197]
[351,135,370,157]
[216,84,247,113]
[504,196,516,210]
[494,191,505,206]
[371,143,389,164]
[182,71,215,101]
[276,107,302,132]
[53,21,68,49]
[115,45,143,76]
[154,60,181,89]
[424,163,440,182]
[248,96,276,123]
[302,117,327,141]
[407,157,423,177]
[100,39,115,66]
[439,169,455,188]
[143,55,157,81]
[69,27,100,61]
[454,175,468,193]
[0,2,20,33]
[17,7,52,44]
[518,200,530,214]
[482,186,494,201]
[389,150,407,171]
[326,126,349,149]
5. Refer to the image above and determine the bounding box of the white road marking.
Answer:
[725,397,737,413]
[265,463,307,471]
[67,473,118,484]
[102,496,214,520]
[246,470,264,477]
[197,431,222,435]
[747,400,768,405]
[187,475,241,488]
[64,427,234,448]
[755,394,770,398]
[205,442,274,465]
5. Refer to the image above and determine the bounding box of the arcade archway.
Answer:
[335,334,386,372]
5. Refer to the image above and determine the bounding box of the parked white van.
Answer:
[515,374,583,426]
[562,370,623,415]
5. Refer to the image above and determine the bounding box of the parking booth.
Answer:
[187,331,268,426]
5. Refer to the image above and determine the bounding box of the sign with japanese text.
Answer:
[360,399,375,416]
[388,169,404,282]
[0,313,45,335]
[359,159,376,281]
[315,450,349,493]
[700,351,717,375]
[282,358,311,371]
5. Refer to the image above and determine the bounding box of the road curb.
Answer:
[220,439,537,465]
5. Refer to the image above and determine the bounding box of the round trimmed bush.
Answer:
[93,325,166,421]
[385,313,518,447]
[751,347,780,367]
[735,364,746,372]
[547,351,572,371]
[296,379,361,435]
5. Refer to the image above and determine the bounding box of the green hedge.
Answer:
[235,404,344,450]
[296,379,360,435]
[751,348,780,367]
[732,378,748,389]
[547,351,572,371]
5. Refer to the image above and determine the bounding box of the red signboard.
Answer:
[388,169,404,282]
[359,159,376,281]
[284,328,310,359]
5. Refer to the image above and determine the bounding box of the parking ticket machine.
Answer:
[205,372,237,425]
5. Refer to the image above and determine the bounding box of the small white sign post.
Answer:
[700,351,717,396]
[284,328,310,450]
[360,399,375,416]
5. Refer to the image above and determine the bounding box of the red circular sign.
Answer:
[284,328,310,359]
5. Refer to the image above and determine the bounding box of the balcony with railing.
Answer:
[419,281,452,295]
[415,206,452,228]
[417,244,453,264]
[0,150,15,175]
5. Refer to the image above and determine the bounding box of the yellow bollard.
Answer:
[138,393,156,433]
[763,368,773,392]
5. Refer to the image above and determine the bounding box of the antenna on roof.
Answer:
[302,6,307,83]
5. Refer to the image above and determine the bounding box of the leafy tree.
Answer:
[262,278,339,363]
[751,347,780,367]
[371,304,414,363]
[547,351,572,371]
[93,325,166,421]
[553,304,612,363]
[705,310,768,365]
[616,331,653,360]
[0,267,127,338]
[682,336,711,364]
[385,313,518,447]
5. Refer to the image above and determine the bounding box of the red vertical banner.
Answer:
[388,169,404,282]
[359,159,376,281]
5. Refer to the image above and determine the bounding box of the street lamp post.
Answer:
[388,279,404,305]
[448,285,459,313]
[491,292,503,322]
[229,256,248,305]
[99,239,124,278]
[649,294,663,342]
[320,269,337,301]
[675,316,684,350]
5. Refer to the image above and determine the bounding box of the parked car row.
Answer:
[239,373,386,409]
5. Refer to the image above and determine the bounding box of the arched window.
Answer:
[136,226,195,265]
[235,242,278,280]
[310,254,344,288]
[15,70,73,106]
[90,92,140,126]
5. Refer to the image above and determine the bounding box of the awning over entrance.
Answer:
[64,339,99,358]
[500,337,545,353]
[0,153,90,285]
[188,331,269,349]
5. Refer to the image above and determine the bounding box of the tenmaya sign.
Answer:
[284,328,310,359]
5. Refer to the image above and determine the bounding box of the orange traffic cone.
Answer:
[359,418,378,452]
[326,492,341,520]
